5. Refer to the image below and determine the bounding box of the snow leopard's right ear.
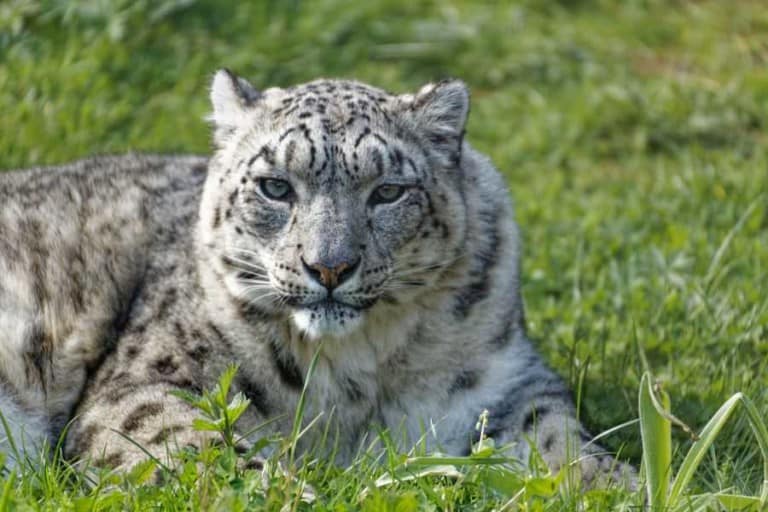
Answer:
[209,69,261,135]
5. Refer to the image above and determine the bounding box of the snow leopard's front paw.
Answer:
[522,411,637,490]
[576,450,638,490]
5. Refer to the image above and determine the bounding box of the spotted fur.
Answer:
[0,71,633,485]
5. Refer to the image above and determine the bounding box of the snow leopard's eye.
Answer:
[369,184,405,206]
[258,178,293,201]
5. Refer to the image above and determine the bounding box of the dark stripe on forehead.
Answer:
[405,156,420,177]
[321,144,331,173]
[389,148,404,175]
[283,139,297,169]
[299,123,316,171]
[279,127,296,142]
[337,145,349,176]
[316,158,328,177]
[372,149,384,177]
[282,104,300,118]
[247,145,276,167]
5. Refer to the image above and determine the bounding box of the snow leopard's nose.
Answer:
[301,256,361,291]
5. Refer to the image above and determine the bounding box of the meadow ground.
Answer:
[1,0,767,509]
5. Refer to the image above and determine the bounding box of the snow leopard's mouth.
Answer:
[305,296,381,311]
[302,297,360,310]
[290,298,366,340]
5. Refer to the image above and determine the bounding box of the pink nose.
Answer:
[302,258,360,290]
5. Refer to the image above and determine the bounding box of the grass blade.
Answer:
[639,372,672,508]
[704,197,762,288]
[0,409,22,470]
[0,471,15,509]
[667,393,742,504]
[404,455,513,467]
[670,493,763,512]
[715,494,763,511]
[110,429,172,475]
[288,342,324,466]
[736,395,768,506]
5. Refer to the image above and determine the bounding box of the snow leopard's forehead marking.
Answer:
[270,79,393,124]
[250,79,428,190]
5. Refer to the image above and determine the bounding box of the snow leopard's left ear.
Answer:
[209,69,261,140]
[401,79,469,164]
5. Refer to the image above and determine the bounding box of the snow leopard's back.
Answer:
[0,154,207,461]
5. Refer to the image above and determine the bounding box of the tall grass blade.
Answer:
[0,470,14,509]
[110,429,172,475]
[736,395,768,506]
[667,393,742,504]
[288,342,323,466]
[0,409,22,470]
[670,493,763,512]
[639,372,672,508]
[704,197,762,289]
[714,494,763,511]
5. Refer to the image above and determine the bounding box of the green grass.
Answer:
[2,0,768,509]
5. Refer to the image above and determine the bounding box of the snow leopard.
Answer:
[0,70,632,485]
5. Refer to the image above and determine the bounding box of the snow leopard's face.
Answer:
[201,71,470,340]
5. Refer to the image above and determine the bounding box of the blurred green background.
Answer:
[1,0,767,490]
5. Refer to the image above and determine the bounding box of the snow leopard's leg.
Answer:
[65,322,268,474]
[0,389,49,468]
[481,335,637,488]
[67,382,263,473]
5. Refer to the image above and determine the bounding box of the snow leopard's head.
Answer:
[199,70,470,341]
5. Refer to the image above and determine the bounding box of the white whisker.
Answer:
[225,256,268,275]
[228,246,265,261]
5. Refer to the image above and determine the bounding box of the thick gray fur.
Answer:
[0,72,632,484]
